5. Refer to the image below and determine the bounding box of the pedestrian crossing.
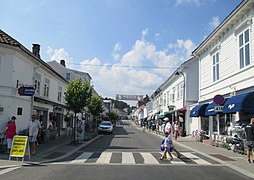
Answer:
[51,151,220,166]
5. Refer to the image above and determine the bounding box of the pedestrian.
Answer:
[0,116,16,153]
[160,131,173,161]
[164,117,182,158]
[26,113,41,155]
[245,117,254,164]
[173,120,180,140]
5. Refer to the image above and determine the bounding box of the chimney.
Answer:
[32,44,41,59]
[60,60,66,67]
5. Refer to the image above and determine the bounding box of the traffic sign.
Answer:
[213,94,225,105]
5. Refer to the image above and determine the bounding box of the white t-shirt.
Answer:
[165,122,172,135]
[28,120,41,136]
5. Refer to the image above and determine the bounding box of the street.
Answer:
[0,120,252,180]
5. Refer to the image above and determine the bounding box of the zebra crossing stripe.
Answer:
[181,152,211,165]
[67,152,215,165]
[140,152,159,164]
[70,152,93,164]
[96,152,111,164]
[122,152,135,164]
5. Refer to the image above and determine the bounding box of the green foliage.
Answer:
[88,95,104,117]
[64,78,92,114]
[108,110,118,121]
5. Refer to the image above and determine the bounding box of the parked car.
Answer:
[98,121,113,134]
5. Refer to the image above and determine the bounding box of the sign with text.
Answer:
[214,106,224,112]
[116,94,143,101]
[18,86,35,96]
[10,136,28,157]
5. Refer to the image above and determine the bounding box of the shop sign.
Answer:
[18,86,35,96]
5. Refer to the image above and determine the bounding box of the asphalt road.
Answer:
[0,120,252,180]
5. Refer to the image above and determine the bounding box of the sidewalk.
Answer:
[140,124,254,179]
[0,134,100,168]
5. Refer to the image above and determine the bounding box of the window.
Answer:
[34,73,41,95]
[166,91,169,105]
[57,86,62,102]
[66,73,70,80]
[180,83,184,99]
[43,78,50,97]
[213,52,219,82]
[239,29,250,69]
[163,93,166,106]
[171,88,175,103]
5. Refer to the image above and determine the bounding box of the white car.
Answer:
[98,121,113,134]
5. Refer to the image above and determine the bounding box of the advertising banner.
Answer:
[116,94,143,101]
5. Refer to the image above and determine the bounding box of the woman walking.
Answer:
[0,116,16,153]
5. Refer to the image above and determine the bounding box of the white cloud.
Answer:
[142,28,149,37]
[111,42,122,60]
[47,47,73,68]
[47,30,196,101]
[175,0,203,6]
[208,16,220,30]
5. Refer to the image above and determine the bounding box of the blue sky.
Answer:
[0,0,242,105]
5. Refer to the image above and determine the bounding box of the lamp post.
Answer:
[175,71,186,136]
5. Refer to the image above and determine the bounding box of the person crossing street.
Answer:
[164,117,182,158]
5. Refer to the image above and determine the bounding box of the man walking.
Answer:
[27,113,41,155]
[164,117,182,158]
[245,118,254,164]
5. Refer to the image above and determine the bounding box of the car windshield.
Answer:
[101,121,112,126]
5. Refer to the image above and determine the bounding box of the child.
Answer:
[160,131,173,161]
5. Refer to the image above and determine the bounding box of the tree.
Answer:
[64,78,92,143]
[108,110,118,122]
[88,95,104,131]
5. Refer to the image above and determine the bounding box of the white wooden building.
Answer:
[0,29,69,136]
[150,57,199,135]
[190,0,254,137]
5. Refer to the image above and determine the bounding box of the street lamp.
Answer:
[175,71,186,136]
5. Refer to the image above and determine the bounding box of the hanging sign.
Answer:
[18,86,35,96]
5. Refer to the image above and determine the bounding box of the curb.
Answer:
[38,135,102,163]
[133,122,254,179]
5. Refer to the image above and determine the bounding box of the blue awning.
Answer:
[205,98,228,116]
[223,91,254,113]
[190,104,209,117]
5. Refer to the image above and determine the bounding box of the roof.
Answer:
[0,29,68,83]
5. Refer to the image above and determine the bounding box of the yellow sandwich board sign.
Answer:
[9,135,30,164]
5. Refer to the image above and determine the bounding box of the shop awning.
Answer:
[157,114,165,119]
[190,103,209,117]
[205,99,228,116]
[223,91,254,113]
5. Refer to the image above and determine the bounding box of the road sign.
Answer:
[213,94,225,105]
[214,106,224,112]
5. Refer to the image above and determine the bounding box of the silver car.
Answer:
[98,121,113,134]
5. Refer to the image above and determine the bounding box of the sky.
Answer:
[0,0,242,106]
